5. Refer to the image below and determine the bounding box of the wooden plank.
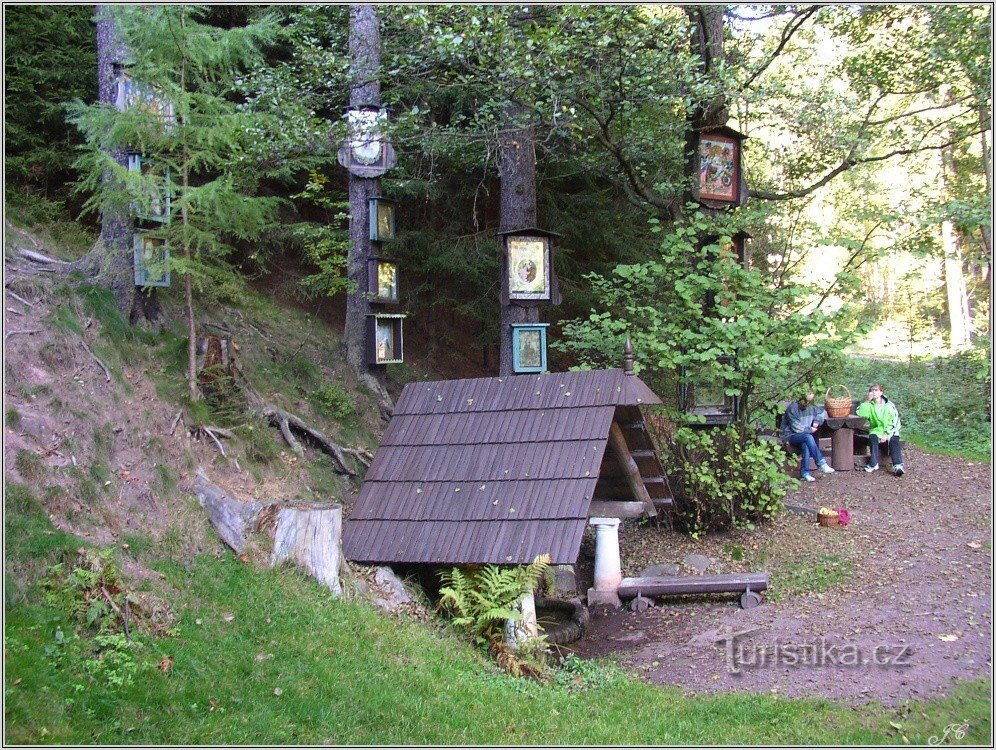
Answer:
[608,421,657,518]
[596,476,669,499]
[618,573,768,598]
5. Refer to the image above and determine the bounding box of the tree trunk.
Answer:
[69,5,161,325]
[940,110,972,351]
[498,102,540,377]
[686,6,729,129]
[344,4,392,414]
[941,220,971,350]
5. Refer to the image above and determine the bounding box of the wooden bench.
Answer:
[618,573,768,610]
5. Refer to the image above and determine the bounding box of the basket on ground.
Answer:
[817,509,840,527]
[824,385,853,418]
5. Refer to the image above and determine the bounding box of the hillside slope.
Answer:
[3,215,991,745]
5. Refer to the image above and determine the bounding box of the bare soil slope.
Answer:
[4,223,382,576]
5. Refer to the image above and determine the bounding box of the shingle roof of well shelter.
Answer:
[342,368,662,565]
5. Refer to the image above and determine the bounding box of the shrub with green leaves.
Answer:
[557,207,859,426]
[438,554,551,647]
[665,424,790,537]
[311,381,356,421]
[84,633,143,688]
[42,548,126,634]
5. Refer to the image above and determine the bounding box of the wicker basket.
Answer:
[817,510,840,527]
[824,385,853,418]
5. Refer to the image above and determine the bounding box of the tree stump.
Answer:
[271,505,343,596]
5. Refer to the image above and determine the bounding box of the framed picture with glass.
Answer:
[367,258,399,304]
[366,314,405,365]
[694,126,745,206]
[127,154,171,225]
[338,105,396,177]
[114,63,175,128]
[368,197,396,241]
[511,323,549,373]
[679,356,739,425]
[133,232,170,287]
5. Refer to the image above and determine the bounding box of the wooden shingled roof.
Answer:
[342,368,668,566]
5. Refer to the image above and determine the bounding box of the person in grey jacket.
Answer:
[780,392,835,482]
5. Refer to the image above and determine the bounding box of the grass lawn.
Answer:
[843,354,991,462]
[4,511,991,746]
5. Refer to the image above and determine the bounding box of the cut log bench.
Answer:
[617,572,769,610]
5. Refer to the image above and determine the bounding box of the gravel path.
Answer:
[570,446,992,705]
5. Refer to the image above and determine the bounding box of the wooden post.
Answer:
[608,421,658,518]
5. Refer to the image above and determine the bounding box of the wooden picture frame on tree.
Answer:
[500,227,562,305]
[679,355,739,425]
[693,126,746,207]
[511,323,549,373]
[338,105,397,178]
[127,154,171,226]
[367,258,399,304]
[113,62,175,129]
[368,197,396,241]
[133,232,171,288]
[366,314,405,365]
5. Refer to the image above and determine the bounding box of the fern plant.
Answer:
[438,554,551,646]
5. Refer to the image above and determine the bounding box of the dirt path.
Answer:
[570,446,992,705]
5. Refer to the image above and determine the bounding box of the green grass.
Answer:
[844,353,991,462]
[14,449,46,483]
[6,407,23,430]
[766,552,854,602]
[4,487,990,745]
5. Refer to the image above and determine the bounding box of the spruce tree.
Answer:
[69,5,283,399]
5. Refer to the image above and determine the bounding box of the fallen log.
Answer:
[271,505,343,596]
[18,247,65,265]
[193,470,266,554]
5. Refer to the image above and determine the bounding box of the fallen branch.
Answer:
[5,289,35,308]
[6,307,24,316]
[4,329,42,341]
[80,339,112,383]
[203,425,235,440]
[201,426,227,457]
[169,411,183,436]
[18,247,65,265]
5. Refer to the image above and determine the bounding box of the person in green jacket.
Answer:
[856,384,905,476]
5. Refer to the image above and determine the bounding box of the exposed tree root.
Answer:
[195,334,367,476]
[80,338,112,383]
